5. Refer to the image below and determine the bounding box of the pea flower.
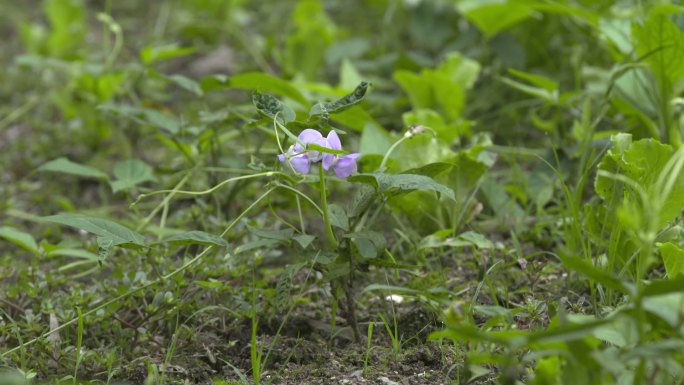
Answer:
[278,128,360,178]
[277,129,326,174]
[322,130,360,179]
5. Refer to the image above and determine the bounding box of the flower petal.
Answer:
[277,153,286,163]
[333,156,357,178]
[289,154,311,174]
[308,136,329,162]
[326,130,342,150]
[298,129,323,147]
[322,154,335,170]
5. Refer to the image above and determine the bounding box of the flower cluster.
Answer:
[278,129,360,178]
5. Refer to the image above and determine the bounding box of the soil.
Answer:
[117,303,460,385]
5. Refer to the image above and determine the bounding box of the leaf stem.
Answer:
[379,135,411,171]
[319,166,338,249]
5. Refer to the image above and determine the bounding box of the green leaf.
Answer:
[402,109,470,143]
[158,231,228,248]
[457,0,535,38]
[359,122,394,155]
[140,44,195,64]
[632,12,684,83]
[110,159,156,193]
[98,104,181,134]
[97,237,114,261]
[38,157,108,180]
[457,231,494,249]
[293,234,316,249]
[46,248,98,260]
[309,81,369,121]
[642,292,684,328]
[659,242,684,278]
[347,185,376,218]
[283,0,335,80]
[201,72,309,107]
[166,74,203,97]
[248,226,294,241]
[596,135,684,229]
[327,204,349,232]
[507,69,558,92]
[348,173,455,200]
[500,76,558,102]
[561,256,630,294]
[394,53,479,122]
[344,231,386,259]
[44,214,145,247]
[0,226,40,255]
[252,92,296,124]
[623,340,684,360]
[45,0,86,59]
[234,238,280,254]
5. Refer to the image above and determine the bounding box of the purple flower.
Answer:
[278,129,326,174]
[278,128,360,178]
[322,131,360,178]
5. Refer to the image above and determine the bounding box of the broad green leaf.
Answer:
[457,231,494,249]
[641,292,684,328]
[248,226,294,241]
[596,135,684,229]
[632,12,684,83]
[201,73,309,106]
[348,173,455,200]
[623,340,684,360]
[599,17,632,54]
[394,135,453,171]
[402,109,470,143]
[252,92,296,124]
[97,237,114,261]
[283,0,335,81]
[44,214,145,247]
[110,159,156,193]
[309,81,369,121]
[480,177,526,224]
[339,59,363,90]
[142,109,181,134]
[641,275,684,297]
[327,204,349,232]
[166,74,203,96]
[343,231,386,259]
[99,104,181,134]
[659,242,684,278]
[394,53,479,122]
[234,238,280,254]
[332,106,382,133]
[359,122,394,155]
[158,231,228,248]
[45,0,86,59]
[293,234,316,249]
[0,226,40,255]
[347,185,376,218]
[561,256,630,294]
[457,0,535,38]
[140,44,195,64]
[38,157,108,180]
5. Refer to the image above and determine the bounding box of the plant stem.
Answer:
[319,165,338,249]
[378,135,411,171]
